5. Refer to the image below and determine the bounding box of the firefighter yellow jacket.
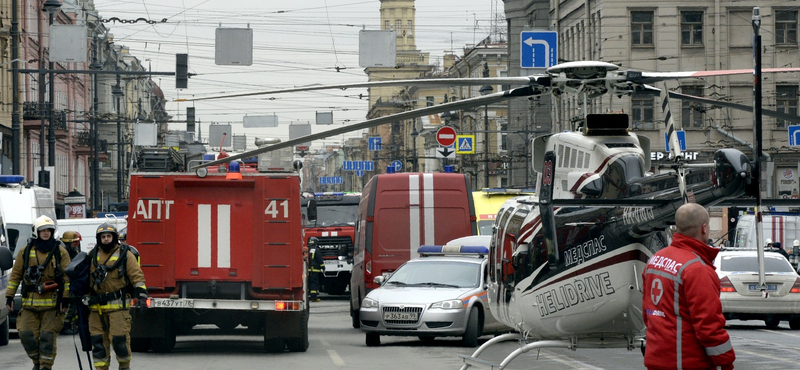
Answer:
[88,244,146,313]
[5,243,71,311]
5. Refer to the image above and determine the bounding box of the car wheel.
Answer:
[765,318,781,328]
[366,333,380,347]
[789,317,800,330]
[264,338,285,353]
[462,307,480,347]
[350,299,361,329]
[0,317,9,346]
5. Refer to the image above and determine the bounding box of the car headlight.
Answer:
[430,299,464,310]
[362,297,379,309]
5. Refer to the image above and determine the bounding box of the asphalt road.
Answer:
[2,296,800,369]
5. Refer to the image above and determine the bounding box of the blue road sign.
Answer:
[365,161,374,171]
[521,31,558,69]
[368,137,382,151]
[456,135,475,154]
[319,176,343,184]
[664,130,687,152]
[391,160,402,172]
[356,170,364,177]
[790,125,800,146]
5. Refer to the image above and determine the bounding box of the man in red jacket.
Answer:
[642,203,735,370]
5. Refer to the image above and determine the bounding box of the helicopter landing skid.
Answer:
[458,333,644,370]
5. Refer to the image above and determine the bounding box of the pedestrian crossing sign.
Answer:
[456,135,475,154]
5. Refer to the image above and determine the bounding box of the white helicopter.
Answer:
[190,60,800,367]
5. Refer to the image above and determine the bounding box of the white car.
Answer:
[358,236,512,347]
[714,250,800,328]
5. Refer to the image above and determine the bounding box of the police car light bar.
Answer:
[314,192,344,200]
[417,245,490,255]
[0,175,24,184]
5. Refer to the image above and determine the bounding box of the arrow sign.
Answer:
[436,126,457,147]
[790,125,800,146]
[521,31,558,69]
[436,145,456,159]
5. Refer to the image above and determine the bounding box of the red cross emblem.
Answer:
[651,278,664,305]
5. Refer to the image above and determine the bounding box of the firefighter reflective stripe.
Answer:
[21,297,58,308]
[705,340,733,356]
[674,256,703,369]
[7,280,19,289]
[408,174,436,258]
[198,204,211,267]
[90,300,127,311]
[198,204,232,268]
[133,281,146,289]
[217,204,231,268]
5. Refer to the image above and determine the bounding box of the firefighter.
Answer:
[86,223,147,370]
[307,237,325,302]
[4,215,71,370]
[60,231,82,259]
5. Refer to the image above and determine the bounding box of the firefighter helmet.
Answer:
[32,215,56,238]
[61,230,82,243]
[119,228,127,242]
[308,237,318,247]
[96,223,118,237]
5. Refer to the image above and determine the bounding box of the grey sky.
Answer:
[91,0,505,150]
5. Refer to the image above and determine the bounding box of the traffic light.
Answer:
[176,53,188,89]
[186,107,195,133]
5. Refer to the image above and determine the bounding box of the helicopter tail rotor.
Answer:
[660,83,690,203]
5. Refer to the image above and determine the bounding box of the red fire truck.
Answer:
[127,160,310,353]
[301,192,360,295]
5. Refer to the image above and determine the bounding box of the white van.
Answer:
[733,213,800,252]
[0,176,54,258]
[56,216,127,253]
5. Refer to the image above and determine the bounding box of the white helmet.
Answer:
[793,239,799,247]
[766,238,773,245]
[32,215,56,239]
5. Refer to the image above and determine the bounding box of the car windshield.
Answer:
[719,255,795,273]
[386,261,480,288]
[301,204,358,227]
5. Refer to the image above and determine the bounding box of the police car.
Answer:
[358,236,511,347]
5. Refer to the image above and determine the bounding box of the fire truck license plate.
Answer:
[151,299,194,308]
[384,312,418,321]
[324,260,339,268]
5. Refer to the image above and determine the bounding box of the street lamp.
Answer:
[479,81,493,189]
[112,75,124,202]
[410,123,419,172]
[40,0,61,187]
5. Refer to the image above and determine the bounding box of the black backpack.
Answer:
[65,251,91,298]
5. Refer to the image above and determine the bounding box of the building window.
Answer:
[426,96,434,107]
[776,85,798,128]
[681,11,703,45]
[395,20,401,32]
[500,123,508,151]
[631,11,654,46]
[407,20,412,32]
[776,11,798,44]
[681,86,704,128]
[384,20,389,30]
[632,96,654,129]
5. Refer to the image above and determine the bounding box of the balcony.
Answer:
[54,111,68,138]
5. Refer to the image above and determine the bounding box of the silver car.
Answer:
[715,250,800,328]
[359,237,511,347]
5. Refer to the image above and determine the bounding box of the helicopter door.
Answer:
[491,206,515,304]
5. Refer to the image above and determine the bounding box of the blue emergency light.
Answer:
[0,175,24,184]
[417,245,489,256]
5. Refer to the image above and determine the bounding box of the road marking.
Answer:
[540,352,604,370]
[736,348,800,365]
[327,349,346,366]
[758,328,800,339]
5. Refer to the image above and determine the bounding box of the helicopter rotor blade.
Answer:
[192,85,541,169]
[638,67,800,84]
[180,76,549,102]
[666,91,800,124]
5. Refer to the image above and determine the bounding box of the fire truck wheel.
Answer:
[365,333,380,347]
[264,338,285,353]
[350,299,360,329]
[151,325,176,353]
[216,320,238,331]
[130,338,151,352]
[286,309,309,352]
[765,317,781,329]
